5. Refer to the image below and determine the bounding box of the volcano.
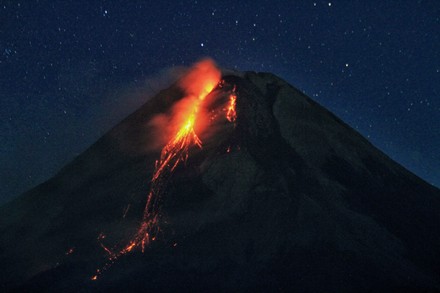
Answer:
[1,61,440,292]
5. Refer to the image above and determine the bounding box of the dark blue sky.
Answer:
[0,0,439,203]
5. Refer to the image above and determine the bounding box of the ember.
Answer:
[91,59,237,280]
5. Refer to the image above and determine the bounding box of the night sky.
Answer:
[0,1,439,203]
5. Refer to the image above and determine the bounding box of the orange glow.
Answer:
[178,59,221,100]
[131,58,221,251]
[226,93,237,123]
[100,243,113,256]
[91,59,240,281]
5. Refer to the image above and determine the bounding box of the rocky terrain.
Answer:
[1,71,439,292]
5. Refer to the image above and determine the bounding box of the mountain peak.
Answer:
[1,63,440,291]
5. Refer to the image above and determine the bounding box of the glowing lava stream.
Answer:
[226,89,237,123]
[91,60,229,280]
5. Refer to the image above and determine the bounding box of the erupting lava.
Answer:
[226,89,237,123]
[91,59,237,280]
[121,60,221,254]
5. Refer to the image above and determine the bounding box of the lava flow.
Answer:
[226,88,237,123]
[91,59,236,280]
[120,59,222,254]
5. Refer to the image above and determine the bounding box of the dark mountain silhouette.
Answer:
[1,71,439,292]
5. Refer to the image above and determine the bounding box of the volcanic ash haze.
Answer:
[90,59,228,280]
[147,59,222,151]
[1,59,440,292]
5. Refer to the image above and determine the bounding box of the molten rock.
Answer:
[1,67,440,292]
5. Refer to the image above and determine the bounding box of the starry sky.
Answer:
[0,0,439,203]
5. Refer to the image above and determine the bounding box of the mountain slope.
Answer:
[1,70,439,292]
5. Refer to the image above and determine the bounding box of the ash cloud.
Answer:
[139,58,223,153]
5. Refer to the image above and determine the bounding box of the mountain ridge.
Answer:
[1,70,439,292]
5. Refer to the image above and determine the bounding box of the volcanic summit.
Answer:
[1,60,440,292]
